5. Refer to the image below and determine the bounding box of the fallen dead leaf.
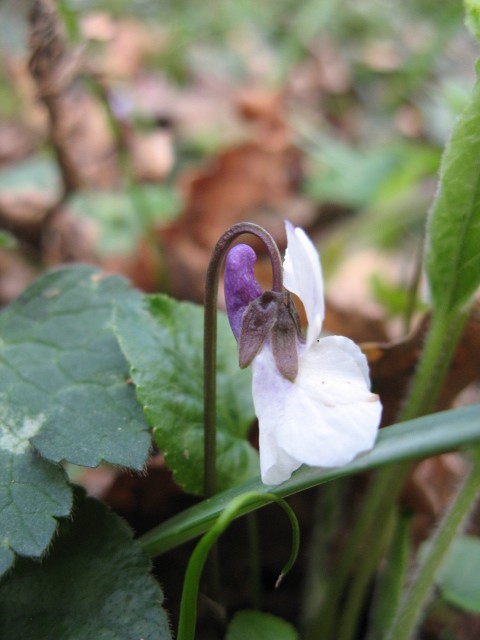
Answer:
[402,453,468,546]
[0,249,38,306]
[363,303,480,426]
[82,16,161,79]
[0,122,37,167]
[157,91,313,300]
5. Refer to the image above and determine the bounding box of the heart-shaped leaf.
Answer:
[0,450,71,575]
[0,487,172,640]
[115,294,258,495]
[0,265,151,575]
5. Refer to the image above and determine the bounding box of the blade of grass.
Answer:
[140,404,480,558]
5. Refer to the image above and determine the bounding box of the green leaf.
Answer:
[369,273,426,317]
[115,293,258,495]
[306,138,402,209]
[139,404,480,558]
[68,185,181,256]
[0,451,71,575]
[226,610,298,640]
[425,61,480,315]
[0,155,62,196]
[0,266,151,575]
[436,534,480,614]
[0,231,17,249]
[464,0,480,41]
[0,487,172,640]
[305,137,438,211]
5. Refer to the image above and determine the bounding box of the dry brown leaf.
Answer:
[42,207,98,264]
[363,304,480,426]
[361,40,404,72]
[102,237,164,293]
[182,142,302,246]
[362,320,425,426]
[0,190,54,227]
[237,89,293,150]
[402,454,468,545]
[0,249,38,307]
[323,297,389,343]
[0,122,36,168]
[82,16,160,79]
[157,92,311,300]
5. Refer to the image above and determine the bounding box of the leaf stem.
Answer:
[327,305,469,636]
[386,450,480,640]
[203,223,282,497]
[367,512,411,640]
[176,492,299,640]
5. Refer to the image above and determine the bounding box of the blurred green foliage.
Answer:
[0,0,478,272]
[68,186,182,255]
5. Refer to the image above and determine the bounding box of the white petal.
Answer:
[283,221,324,348]
[252,347,303,484]
[259,427,302,485]
[277,337,382,467]
[304,335,372,387]
[252,338,382,484]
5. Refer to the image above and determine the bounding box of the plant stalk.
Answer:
[386,450,480,640]
[310,463,411,640]
[338,502,397,640]
[317,305,469,637]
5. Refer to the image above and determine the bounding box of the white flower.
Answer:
[224,221,382,485]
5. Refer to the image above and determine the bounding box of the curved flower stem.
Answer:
[386,449,480,640]
[177,492,300,640]
[203,222,283,497]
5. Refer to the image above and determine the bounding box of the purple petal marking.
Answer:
[224,244,263,340]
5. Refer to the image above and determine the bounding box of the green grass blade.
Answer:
[140,404,480,558]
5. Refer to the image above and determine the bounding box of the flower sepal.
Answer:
[239,290,304,382]
[270,294,304,382]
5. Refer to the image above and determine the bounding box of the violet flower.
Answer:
[224,221,382,485]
